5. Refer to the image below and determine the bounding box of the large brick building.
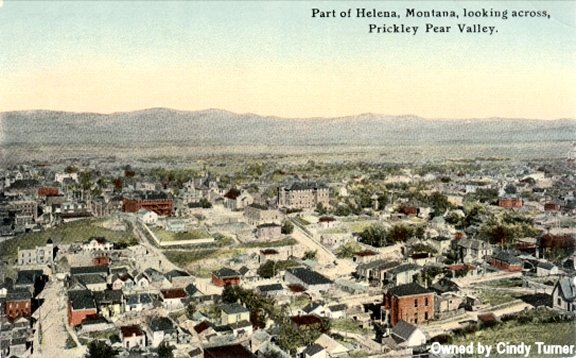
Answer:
[383,283,434,327]
[211,267,241,287]
[123,191,173,216]
[5,289,33,320]
[497,197,523,209]
[277,182,329,210]
[67,289,98,327]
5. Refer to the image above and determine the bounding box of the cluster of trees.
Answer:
[257,259,299,278]
[358,223,424,247]
[220,285,328,352]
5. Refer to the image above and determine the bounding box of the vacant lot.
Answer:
[0,219,135,261]
[152,227,211,242]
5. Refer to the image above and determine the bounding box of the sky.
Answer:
[0,1,575,119]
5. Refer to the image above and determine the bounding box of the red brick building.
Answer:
[544,202,561,212]
[497,197,523,209]
[67,290,97,327]
[383,283,434,327]
[38,186,60,197]
[123,191,173,216]
[211,267,241,287]
[487,252,523,272]
[5,290,33,320]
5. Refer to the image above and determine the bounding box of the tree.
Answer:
[281,220,294,235]
[85,340,118,358]
[257,260,277,279]
[222,284,239,304]
[388,224,414,243]
[315,203,328,215]
[358,224,389,247]
[302,250,317,260]
[334,204,352,217]
[186,302,197,319]
[504,183,517,194]
[157,341,174,358]
[199,198,213,208]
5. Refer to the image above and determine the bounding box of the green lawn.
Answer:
[332,319,373,335]
[240,237,297,248]
[0,219,135,261]
[152,227,211,242]
[452,321,575,357]
[477,290,521,306]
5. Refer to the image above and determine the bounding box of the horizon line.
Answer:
[2,107,575,122]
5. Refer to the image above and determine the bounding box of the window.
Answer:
[425,297,429,306]
[425,312,429,320]
[414,299,418,307]
[558,298,562,306]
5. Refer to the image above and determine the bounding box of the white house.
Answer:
[552,276,576,312]
[137,208,158,225]
[536,261,559,277]
[389,320,426,348]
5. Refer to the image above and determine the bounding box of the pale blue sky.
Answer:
[1,1,574,119]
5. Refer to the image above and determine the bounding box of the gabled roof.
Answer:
[165,269,191,281]
[388,263,421,275]
[160,288,187,299]
[256,283,284,293]
[457,238,491,250]
[391,320,418,342]
[556,276,576,302]
[15,270,43,286]
[224,188,242,200]
[221,303,249,315]
[286,267,332,286]
[302,302,324,314]
[194,320,212,334]
[120,324,145,337]
[6,289,32,302]
[302,343,325,356]
[70,265,109,276]
[387,283,433,297]
[185,283,200,296]
[327,303,347,312]
[93,289,123,305]
[537,261,556,270]
[213,267,240,278]
[68,289,96,310]
[490,251,522,265]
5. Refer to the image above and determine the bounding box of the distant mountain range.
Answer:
[1,108,574,147]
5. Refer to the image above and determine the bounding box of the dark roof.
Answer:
[120,325,145,337]
[388,263,421,275]
[68,289,96,310]
[286,267,332,286]
[260,249,279,255]
[247,203,268,210]
[221,303,249,314]
[490,251,523,265]
[287,182,327,191]
[387,283,433,297]
[213,267,240,278]
[161,288,187,299]
[93,289,123,305]
[238,266,250,276]
[537,261,556,270]
[148,316,176,332]
[70,265,108,276]
[78,274,107,286]
[185,283,200,296]
[256,283,284,293]
[318,216,336,223]
[391,320,418,342]
[204,344,257,358]
[328,303,347,312]
[224,189,242,200]
[290,315,322,326]
[165,269,191,281]
[6,289,32,302]
[15,270,43,286]
[303,343,325,356]
[194,320,212,334]
[302,302,323,314]
[257,223,280,228]
[124,191,170,201]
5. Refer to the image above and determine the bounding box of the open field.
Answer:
[0,219,135,261]
[451,321,575,357]
[151,227,211,242]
